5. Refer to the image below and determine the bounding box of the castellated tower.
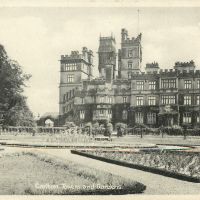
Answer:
[59,47,93,116]
[118,28,142,79]
[98,36,117,83]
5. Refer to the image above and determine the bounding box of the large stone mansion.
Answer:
[59,28,200,128]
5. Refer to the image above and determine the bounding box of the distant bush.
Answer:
[186,128,200,136]
[115,123,127,130]
[115,123,127,137]
[91,122,99,137]
[64,122,76,128]
[160,126,183,136]
[104,123,113,137]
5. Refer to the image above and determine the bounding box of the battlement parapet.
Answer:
[88,77,106,85]
[99,36,115,42]
[113,79,130,85]
[121,28,141,44]
[131,68,200,77]
[146,62,159,68]
[61,47,93,63]
[98,36,116,53]
[174,60,195,68]
[61,53,81,60]
[122,34,142,44]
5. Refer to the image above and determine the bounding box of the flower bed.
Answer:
[73,150,200,181]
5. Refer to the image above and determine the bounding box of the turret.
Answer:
[59,47,93,116]
[98,35,116,83]
[118,29,142,79]
[121,28,128,42]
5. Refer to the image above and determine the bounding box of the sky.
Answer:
[0,7,200,116]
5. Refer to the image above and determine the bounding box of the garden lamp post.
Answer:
[183,125,186,140]
[140,124,143,138]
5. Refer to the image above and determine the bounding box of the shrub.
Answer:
[186,128,200,136]
[64,122,76,129]
[104,123,113,137]
[91,122,100,136]
[115,123,127,137]
[160,126,183,136]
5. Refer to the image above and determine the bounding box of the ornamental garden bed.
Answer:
[71,149,200,182]
[0,151,146,195]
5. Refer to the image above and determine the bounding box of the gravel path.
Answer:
[2,147,200,195]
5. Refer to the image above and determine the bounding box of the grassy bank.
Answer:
[0,151,146,195]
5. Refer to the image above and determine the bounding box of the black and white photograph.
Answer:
[0,0,200,197]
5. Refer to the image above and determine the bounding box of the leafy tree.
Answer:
[0,44,35,127]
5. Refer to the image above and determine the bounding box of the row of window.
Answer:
[95,110,112,119]
[161,79,176,89]
[63,103,73,113]
[78,95,200,106]
[183,95,200,105]
[64,63,77,71]
[135,112,157,124]
[184,80,200,89]
[79,110,156,124]
[79,96,127,104]
[79,110,200,125]
[183,113,200,124]
[136,96,157,106]
[99,96,113,104]
[136,81,156,90]
[80,110,112,120]
[80,96,113,104]
[67,74,74,83]
[161,95,175,105]
[63,89,75,101]
[135,112,200,124]
[135,79,200,90]
[136,95,200,106]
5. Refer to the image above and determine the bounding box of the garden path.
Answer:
[35,148,200,195]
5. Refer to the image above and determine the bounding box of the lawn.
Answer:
[0,151,146,195]
[1,133,200,147]
[113,135,200,146]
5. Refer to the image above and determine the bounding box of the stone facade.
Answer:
[59,47,94,124]
[59,28,200,128]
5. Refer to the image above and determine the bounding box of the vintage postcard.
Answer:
[0,0,200,199]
